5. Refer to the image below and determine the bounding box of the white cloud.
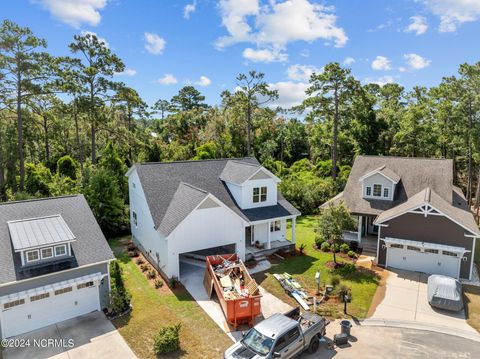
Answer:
[399,66,407,73]
[242,47,288,63]
[364,75,395,87]
[422,0,480,32]
[158,74,178,85]
[195,75,211,87]
[216,0,347,50]
[405,15,428,35]
[371,56,392,71]
[343,57,355,65]
[286,64,322,82]
[36,0,107,28]
[300,49,310,58]
[268,81,309,108]
[144,32,166,55]
[404,53,431,70]
[184,1,196,19]
[80,30,109,48]
[115,68,136,76]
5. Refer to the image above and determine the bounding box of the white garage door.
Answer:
[386,243,461,278]
[1,279,100,338]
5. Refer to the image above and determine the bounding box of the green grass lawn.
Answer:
[254,215,379,319]
[109,238,232,359]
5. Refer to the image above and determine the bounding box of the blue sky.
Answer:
[2,0,480,107]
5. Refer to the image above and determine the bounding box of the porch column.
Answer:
[357,215,363,244]
[291,218,296,244]
[267,221,272,249]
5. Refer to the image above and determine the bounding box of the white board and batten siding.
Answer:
[225,171,278,210]
[167,197,246,278]
[362,173,395,201]
[128,170,169,275]
[253,219,286,245]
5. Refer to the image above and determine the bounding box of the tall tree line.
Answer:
[1,19,480,234]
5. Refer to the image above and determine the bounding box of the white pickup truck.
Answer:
[224,308,329,359]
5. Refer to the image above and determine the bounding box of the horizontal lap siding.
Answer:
[380,213,473,279]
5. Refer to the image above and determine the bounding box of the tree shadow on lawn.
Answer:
[330,264,380,285]
[253,253,318,284]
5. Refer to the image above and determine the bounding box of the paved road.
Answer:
[303,322,479,359]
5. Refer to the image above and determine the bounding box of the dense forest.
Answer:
[1,20,479,236]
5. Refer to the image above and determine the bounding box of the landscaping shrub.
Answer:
[140,264,149,272]
[136,258,144,265]
[339,243,350,254]
[153,324,181,355]
[334,263,357,277]
[154,279,164,289]
[298,243,306,254]
[320,242,330,252]
[109,261,131,314]
[332,243,340,253]
[330,275,341,287]
[169,276,179,288]
[314,236,325,248]
[128,250,138,257]
[348,250,356,258]
[147,269,157,279]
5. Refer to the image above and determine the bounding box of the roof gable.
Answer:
[358,165,400,184]
[375,187,480,236]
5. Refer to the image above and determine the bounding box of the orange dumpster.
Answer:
[205,254,262,328]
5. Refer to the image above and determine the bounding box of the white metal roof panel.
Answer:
[8,215,76,251]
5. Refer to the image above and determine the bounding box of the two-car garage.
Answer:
[0,273,103,339]
[384,238,465,279]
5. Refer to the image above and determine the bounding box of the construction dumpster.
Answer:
[205,254,262,328]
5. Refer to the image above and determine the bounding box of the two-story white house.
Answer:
[126,158,300,279]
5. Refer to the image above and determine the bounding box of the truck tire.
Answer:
[308,336,320,354]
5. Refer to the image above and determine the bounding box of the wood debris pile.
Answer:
[213,258,259,300]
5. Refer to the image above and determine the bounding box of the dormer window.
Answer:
[253,187,267,203]
[373,184,382,197]
[41,247,54,259]
[383,188,389,198]
[55,245,67,256]
[366,186,372,196]
[26,250,39,263]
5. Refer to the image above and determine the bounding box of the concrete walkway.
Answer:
[180,260,291,342]
[371,269,478,335]
[3,311,136,359]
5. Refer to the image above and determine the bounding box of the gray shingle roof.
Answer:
[375,187,480,236]
[0,195,114,285]
[343,155,454,216]
[132,158,300,236]
[379,166,401,183]
[220,160,261,184]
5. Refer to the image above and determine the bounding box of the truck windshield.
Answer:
[242,329,274,356]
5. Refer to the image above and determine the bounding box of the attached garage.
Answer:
[384,238,465,278]
[0,273,103,338]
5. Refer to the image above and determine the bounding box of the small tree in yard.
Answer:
[317,203,355,265]
[153,324,181,355]
[109,260,131,314]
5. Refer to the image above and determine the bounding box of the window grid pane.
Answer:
[373,184,382,197]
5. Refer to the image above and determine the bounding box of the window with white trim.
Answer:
[77,281,94,290]
[54,287,72,296]
[407,245,421,252]
[55,245,67,256]
[390,243,403,249]
[26,250,39,263]
[270,220,281,232]
[3,298,25,310]
[442,251,458,257]
[41,247,53,259]
[30,293,50,302]
[373,184,382,197]
[366,186,372,196]
[424,249,439,254]
[253,187,267,203]
[133,211,138,226]
[383,187,389,198]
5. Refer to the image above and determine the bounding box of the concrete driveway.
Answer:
[304,321,479,359]
[180,259,291,341]
[3,311,136,359]
[371,269,477,334]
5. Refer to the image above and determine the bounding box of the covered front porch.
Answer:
[245,217,297,259]
[343,214,379,255]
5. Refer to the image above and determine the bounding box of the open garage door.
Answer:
[1,274,102,339]
[385,238,462,278]
[179,243,236,280]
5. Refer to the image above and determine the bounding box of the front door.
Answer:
[245,226,254,245]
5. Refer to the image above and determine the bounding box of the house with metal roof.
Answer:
[126,157,300,279]
[0,195,114,339]
[322,155,479,280]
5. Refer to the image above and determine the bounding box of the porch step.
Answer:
[252,254,267,261]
